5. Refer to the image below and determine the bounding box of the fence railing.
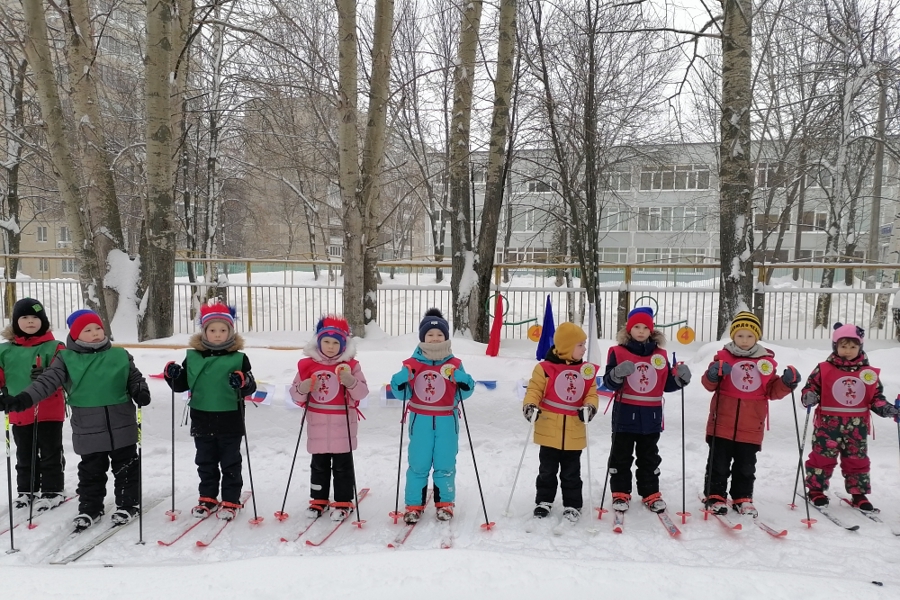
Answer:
[2,255,899,343]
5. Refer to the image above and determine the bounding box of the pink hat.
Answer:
[832,322,864,346]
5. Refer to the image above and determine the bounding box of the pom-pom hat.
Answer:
[67,309,103,340]
[13,297,50,336]
[199,302,236,331]
[626,306,654,333]
[316,315,350,354]
[419,308,450,341]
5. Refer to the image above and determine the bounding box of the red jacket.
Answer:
[0,328,66,425]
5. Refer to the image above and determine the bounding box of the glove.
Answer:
[883,404,900,419]
[134,391,151,407]
[610,361,635,384]
[523,404,541,422]
[164,361,182,380]
[801,391,820,408]
[229,371,245,389]
[295,378,312,395]
[338,368,357,389]
[673,363,692,387]
[578,404,596,423]
[705,361,732,382]
[30,365,44,381]
[781,366,801,389]
[0,388,33,413]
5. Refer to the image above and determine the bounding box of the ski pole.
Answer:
[274,405,308,521]
[238,394,263,524]
[5,404,19,554]
[457,392,494,529]
[27,361,40,528]
[165,386,179,521]
[789,389,814,527]
[341,382,363,528]
[895,398,900,475]
[673,353,690,524]
[582,405,597,533]
[137,405,145,544]
[502,409,537,517]
[702,363,724,511]
[597,392,621,519]
[389,380,410,524]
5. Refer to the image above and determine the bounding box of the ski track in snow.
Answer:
[1,333,898,599]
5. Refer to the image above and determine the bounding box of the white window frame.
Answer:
[61,258,77,274]
[639,164,710,191]
[526,180,557,194]
[37,226,48,243]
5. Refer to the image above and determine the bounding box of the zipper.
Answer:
[104,405,115,449]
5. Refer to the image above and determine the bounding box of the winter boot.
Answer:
[73,510,104,531]
[851,494,875,512]
[807,490,828,507]
[192,497,219,518]
[33,492,66,513]
[435,502,454,521]
[731,498,758,518]
[611,492,631,512]
[13,493,33,510]
[533,502,552,519]
[217,499,244,521]
[329,501,354,522]
[403,505,425,524]
[642,492,667,513]
[306,499,328,519]
[111,506,140,525]
[562,507,581,523]
[703,494,728,515]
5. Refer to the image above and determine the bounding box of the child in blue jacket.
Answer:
[390,309,475,523]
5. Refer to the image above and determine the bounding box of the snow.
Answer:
[0,216,21,235]
[2,332,900,598]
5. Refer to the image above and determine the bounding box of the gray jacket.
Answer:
[21,337,149,455]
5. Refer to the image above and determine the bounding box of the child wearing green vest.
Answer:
[0,309,150,531]
[0,298,66,512]
[163,302,256,520]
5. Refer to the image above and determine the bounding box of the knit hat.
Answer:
[553,322,587,360]
[832,322,864,349]
[12,297,50,337]
[626,307,654,333]
[199,302,236,332]
[730,311,762,340]
[419,308,450,341]
[66,309,103,340]
[316,315,350,355]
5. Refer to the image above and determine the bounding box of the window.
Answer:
[471,167,486,184]
[640,164,710,191]
[59,226,71,242]
[638,206,707,232]
[799,211,828,232]
[505,248,548,263]
[38,259,48,273]
[636,248,707,271]
[752,249,789,263]
[511,207,543,232]
[601,171,632,192]
[61,259,77,274]
[37,226,47,243]
[805,168,832,189]
[754,212,780,232]
[599,247,628,266]
[527,180,557,193]
[34,197,47,212]
[797,249,825,262]
[755,162,785,189]
[599,210,629,231]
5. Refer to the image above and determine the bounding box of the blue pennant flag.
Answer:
[536,295,556,360]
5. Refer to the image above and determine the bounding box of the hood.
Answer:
[303,336,358,364]
[616,327,666,347]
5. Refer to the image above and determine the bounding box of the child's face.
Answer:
[571,340,586,361]
[204,322,231,345]
[17,316,41,335]
[423,329,446,343]
[733,330,758,350]
[630,324,651,342]
[319,337,341,358]
[77,323,106,343]
[836,339,861,360]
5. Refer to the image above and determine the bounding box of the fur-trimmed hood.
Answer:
[3,325,60,347]
[303,335,358,364]
[2,325,14,342]
[189,332,245,353]
[616,327,666,347]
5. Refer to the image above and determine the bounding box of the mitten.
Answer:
[578,404,597,423]
[883,403,900,419]
[229,371,245,390]
[164,361,182,380]
[781,366,800,389]
[0,388,33,413]
[30,365,44,381]
[801,391,820,408]
[338,368,357,389]
[673,363,692,387]
[295,378,312,395]
[705,361,732,382]
[134,391,151,407]
[523,404,540,422]
[610,361,635,384]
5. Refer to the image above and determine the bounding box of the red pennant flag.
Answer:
[486,294,504,356]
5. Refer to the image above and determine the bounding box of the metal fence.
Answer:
[2,256,899,342]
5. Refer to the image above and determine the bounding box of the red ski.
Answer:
[303,488,369,547]
[387,490,433,549]
[280,514,322,543]
[195,491,254,548]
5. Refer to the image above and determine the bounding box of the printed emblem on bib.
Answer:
[859,369,877,385]
[440,364,456,380]
[311,370,340,402]
[414,370,448,404]
[730,361,762,392]
[627,362,658,394]
[554,370,586,405]
[580,363,596,379]
[831,376,866,407]
[650,355,667,370]
[757,359,774,376]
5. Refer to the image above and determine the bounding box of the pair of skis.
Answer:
[280,488,369,547]
[698,494,787,537]
[611,507,681,537]
[158,491,254,547]
[388,491,453,549]
[0,495,75,536]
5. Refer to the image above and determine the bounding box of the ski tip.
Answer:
[732,523,742,530]
[847,525,860,531]
[613,526,623,533]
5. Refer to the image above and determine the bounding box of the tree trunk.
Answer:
[470,0,516,342]
[335,0,364,336]
[2,57,26,318]
[140,0,176,340]
[449,0,483,336]
[717,0,754,338]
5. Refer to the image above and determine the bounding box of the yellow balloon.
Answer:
[527,324,542,342]
[676,326,695,345]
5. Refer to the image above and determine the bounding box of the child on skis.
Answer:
[289,315,369,522]
[0,309,150,530]
[522,322,600,522]
[163,302,257,521]
[0,298,66,513]
[801,323,899,512]
[700,311,799,516]
[602,307,691,514]
[390,308,475,523]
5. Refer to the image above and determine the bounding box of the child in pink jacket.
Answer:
[290,316,369,521]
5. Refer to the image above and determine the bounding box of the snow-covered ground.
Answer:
[1,329,899,599]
